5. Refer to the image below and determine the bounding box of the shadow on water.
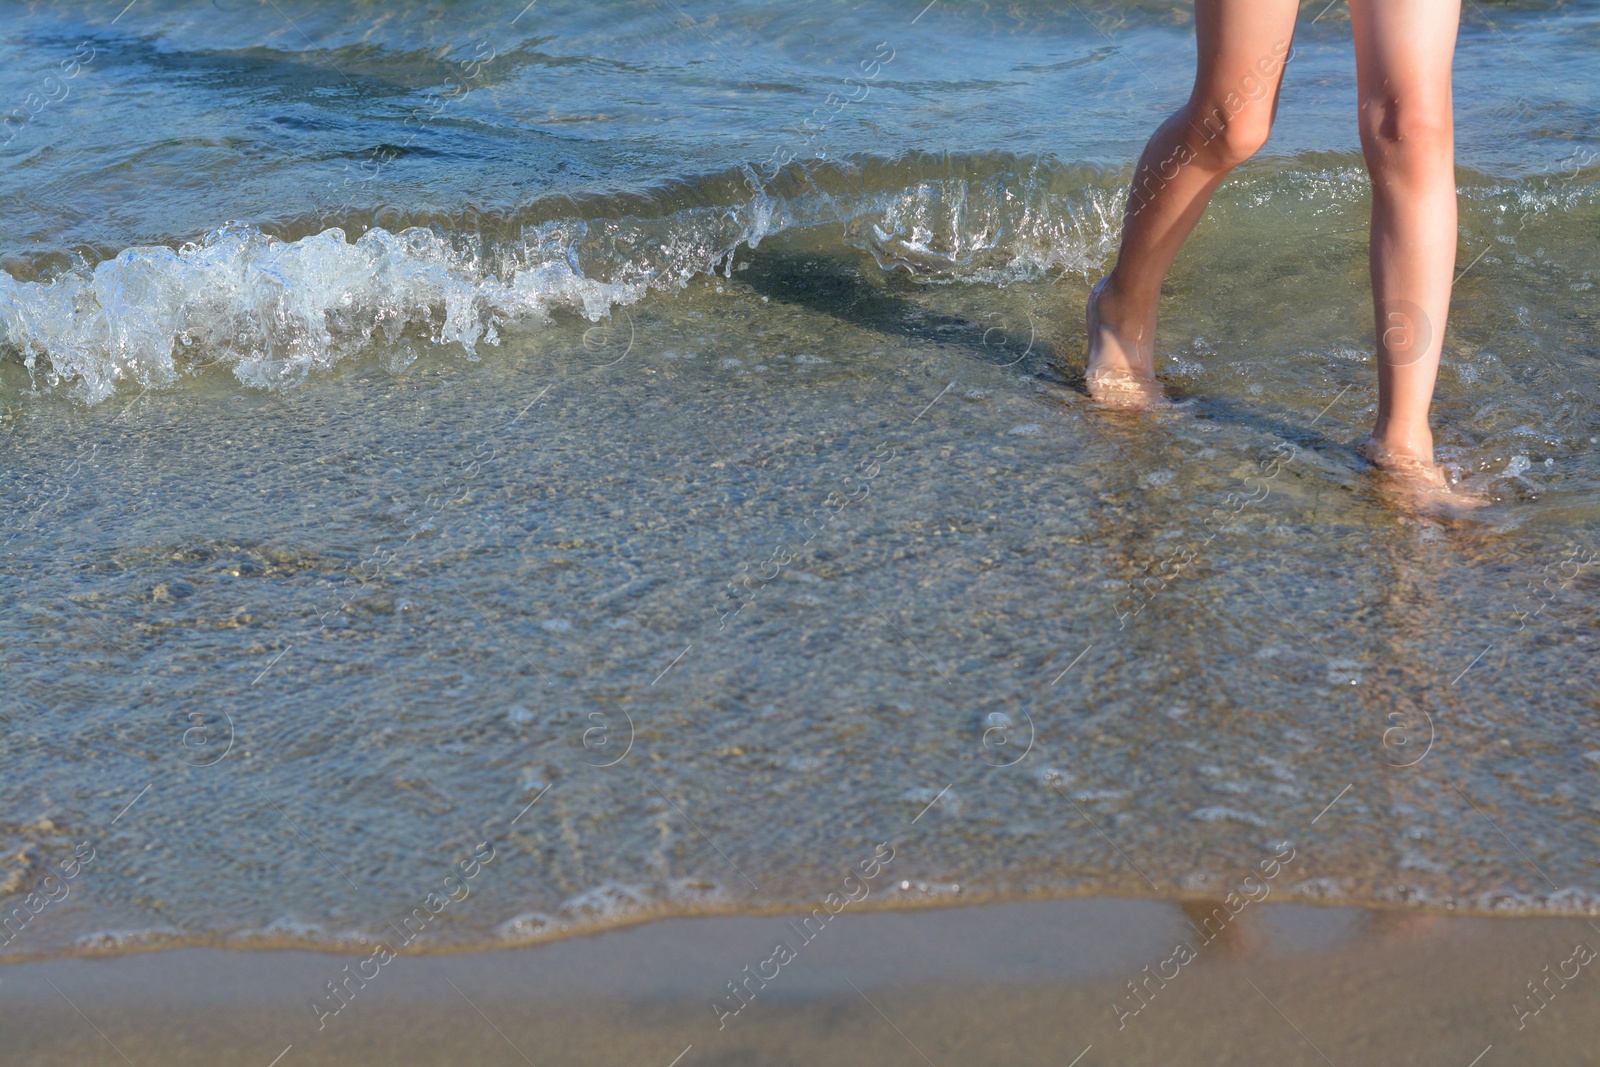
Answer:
[735,242,1063,372]
[735,242,1367,473]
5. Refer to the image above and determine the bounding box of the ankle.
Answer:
[1367,423,1435,468]
[1097,271,1158,317]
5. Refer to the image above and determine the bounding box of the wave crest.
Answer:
[0,154,1121,403]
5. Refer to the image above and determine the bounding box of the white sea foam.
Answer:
[0,223,642,404]
[1187,806,1271,828]
[1,160,1121,404]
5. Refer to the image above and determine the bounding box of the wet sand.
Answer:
[6,897,1599,1066]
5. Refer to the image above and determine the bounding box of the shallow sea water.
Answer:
[1,0,1597,959]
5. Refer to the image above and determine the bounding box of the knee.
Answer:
[1184,100,1274,171]
[1359,94,1453,176]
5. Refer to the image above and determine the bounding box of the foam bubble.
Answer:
[1187,806,1271,828]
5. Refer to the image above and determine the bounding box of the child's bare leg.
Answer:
[1351,0,1460,475]
[1087,0,1299,408]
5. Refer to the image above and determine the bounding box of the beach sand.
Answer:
[6,897,1598,1066]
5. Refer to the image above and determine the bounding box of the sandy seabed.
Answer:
[5,897,1599,1066]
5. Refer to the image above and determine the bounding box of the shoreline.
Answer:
[6,896,1598,1065]
[6,880,1599,966]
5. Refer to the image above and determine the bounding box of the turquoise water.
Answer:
[2,0,1598,960]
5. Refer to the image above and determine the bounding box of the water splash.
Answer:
[0,155,1121,403]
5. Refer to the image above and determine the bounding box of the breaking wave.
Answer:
[3,151,1593,405]
[0,153,1123,404]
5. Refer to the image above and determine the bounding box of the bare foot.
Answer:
[1365,437,1489,514]
[1085,276,1164,410]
